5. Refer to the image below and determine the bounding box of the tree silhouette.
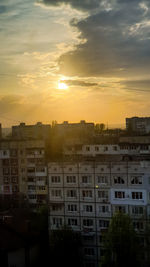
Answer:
[101,212,142,267]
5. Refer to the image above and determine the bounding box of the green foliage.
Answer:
[30,206,48,232]
[95,123,105,134]
[101,212,142,267]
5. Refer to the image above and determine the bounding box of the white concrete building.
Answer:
[48,153,150,266]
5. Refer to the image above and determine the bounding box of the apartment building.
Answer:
[48,143,150,267]
[0,139,47,208]
[54,120,94,137]
[12,122,51,140]
[126,117,150,134]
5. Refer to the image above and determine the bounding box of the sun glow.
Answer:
[58,80,68,90]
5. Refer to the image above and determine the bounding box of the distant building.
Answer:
[12,122,51,140]
[54,120,94,137]
[126,117,150,134]
[0,139,47,208]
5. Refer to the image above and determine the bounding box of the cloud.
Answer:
[121,79,150,92]
[55,0,150,78]
[36,0,102,12]
[61,79,98,87]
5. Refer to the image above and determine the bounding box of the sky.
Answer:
[0,0,150,127]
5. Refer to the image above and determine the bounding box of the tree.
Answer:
[49,225,82,267]
[101,212,142,267]
[95,123,105,134]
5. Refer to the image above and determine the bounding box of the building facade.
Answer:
[48,144,150,266]
[126,117,150,134]
[54,120,94,137]
[0,139,47,208]
[12,122,51,140]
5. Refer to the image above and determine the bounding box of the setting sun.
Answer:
[58,81,68,90]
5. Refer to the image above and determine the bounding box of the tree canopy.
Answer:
[101,212,142,267]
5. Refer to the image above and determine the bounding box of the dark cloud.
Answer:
[37,0,150,80]
[36,0,101,12]
[0,5,7,14]
[61,79,98,87]
[121,80,150,92]
[57,1,150,78]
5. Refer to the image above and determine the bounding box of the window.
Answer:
[37,186,46,190]
[114,176,124,184]
[99,220,109,228]
[66,176,76,183]
[113,146,117,151]
[67,189,77,198]
[52,217,62,227]
[99,205,109,213]
[132,206,144,215]
[97,176,108,184]
[3,150,8,156]
[3,177,10,183]
[132,192,143,199]
[27,167,35,173]
[68,218,77,226]
[82,190,92,198]
[3,168,10,175]
[51,176,61,183]
[83,219,93,227]
[11,167,18,175]
[140,145,148,150]
[28,177,35,182]
[115,191,125,199]
[131,176,142,185]
[10,159,18,165]
[95,146,99,151]
[86,146,90,151]
[2,159,9,166]
[51,189,62,197]
[133,221,144,230]
[20,150,23,155]
[10,149,17,157]
[83,205,93,212]
[68,204,77,212]
[36,167,45,172]
[28,185,36,190]
[11,176,18,183]
[51,204,62,211]
[104,146,108,151]
[98,190,108,199]
[84,247,95,256]
[82,175,91,183]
